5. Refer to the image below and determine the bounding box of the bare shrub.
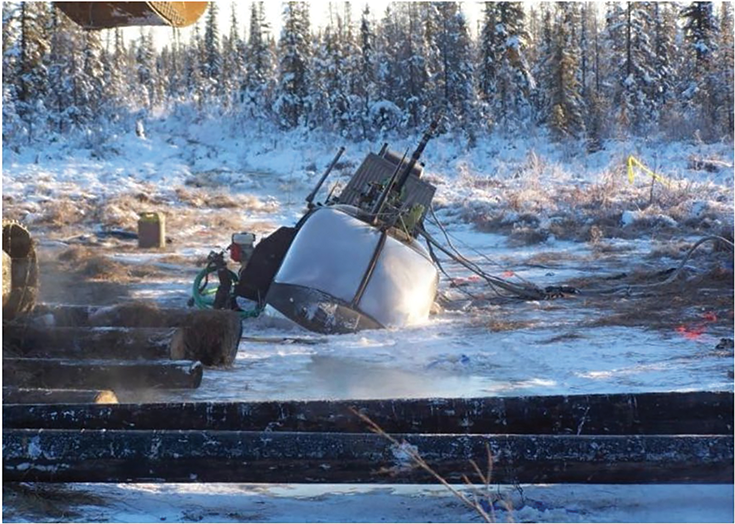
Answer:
[35,199,89,227]
[351,408,513,523]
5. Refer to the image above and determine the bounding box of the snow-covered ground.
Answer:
[2,116,733,522]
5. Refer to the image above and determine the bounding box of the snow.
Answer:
[3,483,732,523]
[2,113,733,522]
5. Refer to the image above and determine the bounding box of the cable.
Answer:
[419,226,548,300]
[573,235,734,297]
[427,204,536,287]
[425,235,479,301]
[421,218,733,301]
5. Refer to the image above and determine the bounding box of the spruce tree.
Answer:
[16,1,51,138]
[547,3,585,139]
[275,2,311,128]
[489,2,534,130]
[434,2,476,132]
[680,1,720,136]
[356,5,378,139]
[243,2,274,121]
[717,2,734,135]
[202,2,221,98]
[135,29,156,109]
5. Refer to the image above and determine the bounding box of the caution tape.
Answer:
[627,156,672,187]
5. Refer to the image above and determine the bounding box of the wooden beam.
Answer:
[4,429,731,484]
[4,391,732,435]
[3,387,118,404]
[2,358,203,390]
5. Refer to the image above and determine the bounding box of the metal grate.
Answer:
[337,153,436,220]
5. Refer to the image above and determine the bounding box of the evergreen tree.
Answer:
[2,2,21,141]
[221,3,243,109]
[680,1,720,136]
[434,2,476,132]
[532,4,555,125]
[79,29,105,120]
[356,5,378,138]
[185,22,205,108]
[486,2,534,130]
[202,2,222,98]
[478,2,501,110]
[652,2,678,129]
[373,4,406,130]
[717,2,734,135]
[681,1,717,66]
[547,3,585,139]
[243,2,274,121]
[16,1,51,138]
[275,2,311,128]
[135,29,156,108]
[619,2,657,131]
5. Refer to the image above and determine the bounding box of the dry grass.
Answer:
[482,318,536,332]
[57,246,166,283]
[459,157,730,245]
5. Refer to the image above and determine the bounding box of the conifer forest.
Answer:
[3,1,734,146]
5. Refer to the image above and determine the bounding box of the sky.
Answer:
[124,1,484,49]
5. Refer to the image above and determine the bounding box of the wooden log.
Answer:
[2,358,203,390]
[4,391,732,435]
[3,429,732,484]
[168,310,243,366]
[3,387,118,404]
[33,303,227,329]
[2,221,38,320]
[27,306,242,366]
[3,326,174,360]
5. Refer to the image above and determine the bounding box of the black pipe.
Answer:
[306,146,346,208]
[369,148,408,220]
[393,116,440,195]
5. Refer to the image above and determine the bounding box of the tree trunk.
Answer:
[2,358,203,390]
[20,307,243,366]
[4,326,174,360]
[3,387,118,404]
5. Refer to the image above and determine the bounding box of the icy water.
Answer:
[111,228,733,404]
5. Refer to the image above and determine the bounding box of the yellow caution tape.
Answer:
[627,156,672,187]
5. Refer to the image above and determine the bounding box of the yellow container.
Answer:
[138,212,166,249]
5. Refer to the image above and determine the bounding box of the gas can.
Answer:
[138,212,165,248]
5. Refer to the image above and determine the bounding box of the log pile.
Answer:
[3,303,243,404]
[3,391,732,484]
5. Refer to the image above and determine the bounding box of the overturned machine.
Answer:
[215,121,441,334]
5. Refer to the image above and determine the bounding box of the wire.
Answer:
[421,217,733,301]
[425,235,479,301]
[419,226,548,300]
[574,235,734,297]
[427,204,536,287]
